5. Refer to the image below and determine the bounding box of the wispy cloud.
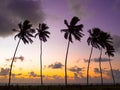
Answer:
[67,0,86,18]
[84,58,112,63]
[6,55,24,62]
[48,62,64,69]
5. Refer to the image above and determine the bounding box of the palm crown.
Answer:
[105,43,115,57]
[87,28,114,50]
[13,20,35,44]
[87,28,103,49]
[35,23,50,42]
[61,16,84,43]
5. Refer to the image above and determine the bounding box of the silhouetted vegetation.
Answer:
[61,16,84,85]
[35,23,50,85]
[5,16,117,89]
[8,20,35,89]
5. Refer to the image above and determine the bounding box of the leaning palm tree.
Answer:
[8,20,34,88]
[105,37,115,86]
[87,28,103,85]
[98,32,114,85]
[35,23,50,85]
[61,16,84,85]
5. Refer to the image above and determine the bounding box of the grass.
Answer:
[0,85,120,90]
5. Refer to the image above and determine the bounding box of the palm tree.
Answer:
[35,23,50,85]
[98,32,114,85]
[87,28,103,85]
[61,16,84,85]
[8,20,34,88]
[105,37,115,86]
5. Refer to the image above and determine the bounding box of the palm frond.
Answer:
[70,16,80,26]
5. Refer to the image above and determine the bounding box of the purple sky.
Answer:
[0,0,120,84]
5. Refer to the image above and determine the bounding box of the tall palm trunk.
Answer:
[87,46,93,85]
[99,48,103,85]
[108,56,115,86]
[8,38,21,88]
[65,40,70,85]
[40,40,43,85]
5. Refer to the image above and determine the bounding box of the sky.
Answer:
[0,0,120,84]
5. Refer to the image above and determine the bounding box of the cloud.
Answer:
[48,62,64,69]
[113,69,120,79]
[84,58,112,63]
[67,0,86,18]
[93,68,120,83]
[29,71,39,77]
[6,55,24,62]
[112,35,120,53]
[93,58,111,62]
[112,0,120,15]
[68,66,83,73]
[0,68,9,76]
[69,66,85,79]
[0,0,44,37]
[94,68,100,74]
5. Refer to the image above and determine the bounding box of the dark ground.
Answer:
[0,85,120,90]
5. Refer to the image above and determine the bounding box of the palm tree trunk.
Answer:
[40,40,43,85]
[108,56,115,86]
[8,38,21,88]
[99,48,103,85]
[87,46,93,85]
[65,40,70,86]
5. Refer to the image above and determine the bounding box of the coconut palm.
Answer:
[61,16,84,85]
[98,32,114,85]
[87,28,103,85]
[8,20,34,88]
[105,36,115,85]
[35,23,50,85]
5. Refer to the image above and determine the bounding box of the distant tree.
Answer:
[8,20,34,88]
[87,28,103,85]
[61,16,84,85]
[35,23,50,85]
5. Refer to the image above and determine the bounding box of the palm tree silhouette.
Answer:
[8,20,34,88]
[35,23,50,85]
[87,28,102,85]
[61,16,84,85]
[105,44,115,86]
[98,31,114,85]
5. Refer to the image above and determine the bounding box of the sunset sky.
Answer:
[0,0,120,84]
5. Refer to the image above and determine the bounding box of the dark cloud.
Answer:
[8,0,44,23]
[93,58,111,62]
[94,68,100,74]
[29,71,38,77]
[6,55,24,62]
[94,68,114,77]
[113,35,120,53]
[48,62,64,69]
[0,68,9,76]
[0,0,44,37]
[84,58,112,63]
[68,66,83,73]
[113,69,120,79]
[69,66,85,79]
